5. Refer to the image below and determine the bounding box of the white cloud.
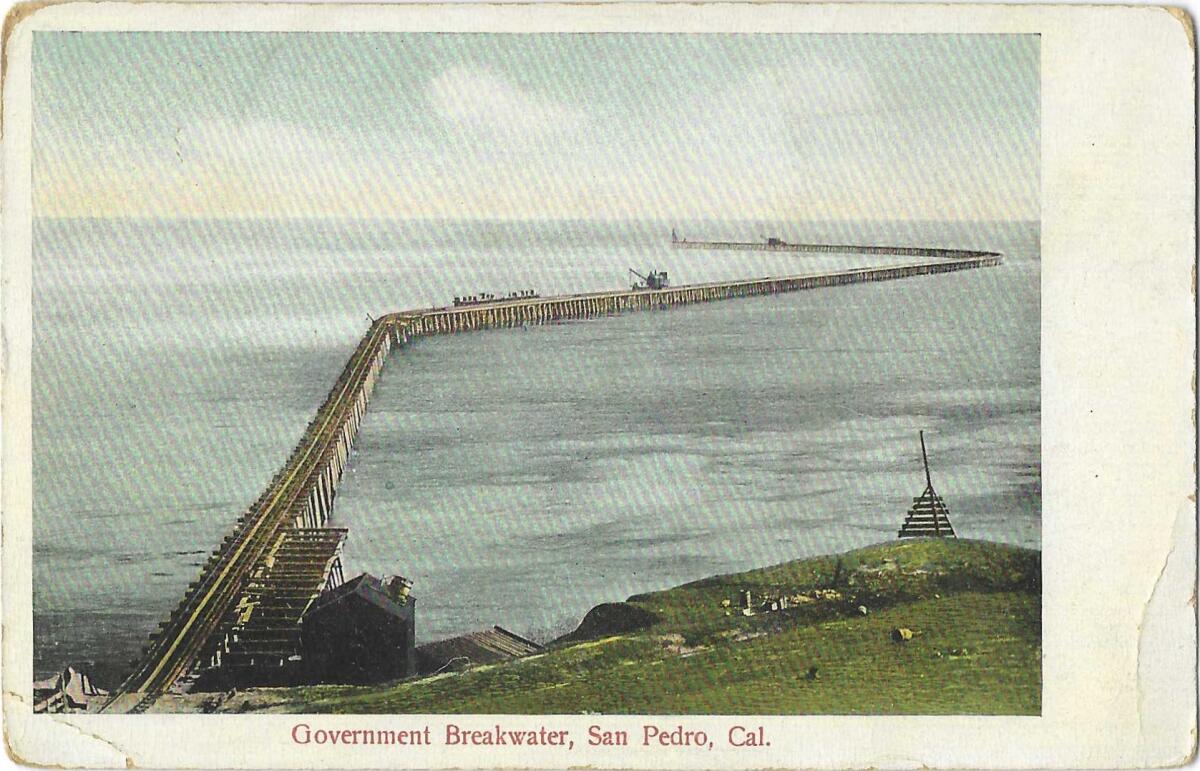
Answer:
[630,57,1037,222]
[426,66,587,139]
[34,44,1035,222]
[734,60,884,118]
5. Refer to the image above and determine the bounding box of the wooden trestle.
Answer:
[205,527,348,687]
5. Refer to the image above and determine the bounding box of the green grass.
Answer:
[227,538,1040,715]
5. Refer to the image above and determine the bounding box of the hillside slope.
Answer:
[174,538,1040,715]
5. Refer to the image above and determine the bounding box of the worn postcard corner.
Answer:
[1,1,1195,769]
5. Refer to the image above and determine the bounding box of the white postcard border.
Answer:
[2,3,1195,769]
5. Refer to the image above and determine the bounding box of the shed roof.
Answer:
[416,626,541,672]
[305,573,413,621]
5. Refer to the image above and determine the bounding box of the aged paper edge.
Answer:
[1,3,1195,769]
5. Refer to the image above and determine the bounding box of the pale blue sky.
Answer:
[34,33,1038,221]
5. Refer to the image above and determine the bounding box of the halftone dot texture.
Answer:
[34,33,1038,222]
[31,33,1038,681]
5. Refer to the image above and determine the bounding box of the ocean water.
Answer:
[31,218,1039,682]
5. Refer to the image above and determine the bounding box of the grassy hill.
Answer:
[191,537,1040,715]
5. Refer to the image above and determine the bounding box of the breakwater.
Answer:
[404,256,1000,335]
[100,252,1001,711]
[673,240,1001,259]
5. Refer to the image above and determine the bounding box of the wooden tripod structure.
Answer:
[897,431,957,538]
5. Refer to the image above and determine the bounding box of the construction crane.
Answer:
[629,267,669,291]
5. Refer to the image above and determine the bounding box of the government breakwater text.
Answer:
[290,723,772,750]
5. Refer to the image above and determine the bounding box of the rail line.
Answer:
[101,251,1001,712]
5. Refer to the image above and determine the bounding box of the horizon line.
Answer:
[32,214,1041,225]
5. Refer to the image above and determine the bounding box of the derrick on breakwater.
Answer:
[99,252,1001,713]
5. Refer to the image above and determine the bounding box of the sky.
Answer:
[33,33,1039,221]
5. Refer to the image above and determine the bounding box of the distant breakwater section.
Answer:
[106,251,1002,709]
[672,239,1002,259]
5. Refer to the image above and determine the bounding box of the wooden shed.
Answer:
[300,573,416,684]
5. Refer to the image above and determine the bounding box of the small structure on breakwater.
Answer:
[454,289,539,306]
[897,431,957,538]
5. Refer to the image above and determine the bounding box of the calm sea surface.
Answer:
[32,218,1039,681]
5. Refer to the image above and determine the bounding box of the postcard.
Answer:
[1,2,1194,768]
